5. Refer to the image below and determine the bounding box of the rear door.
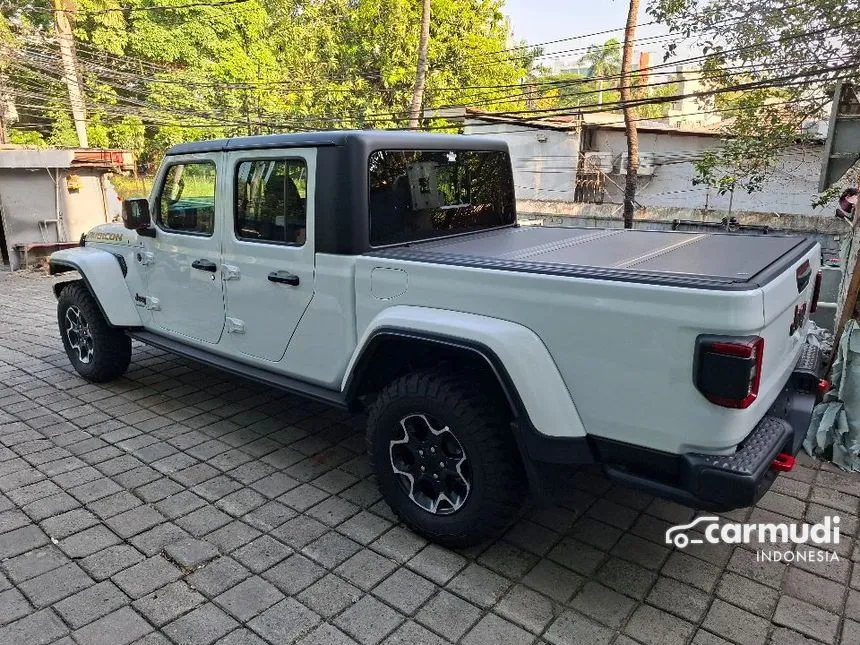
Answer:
[220,149,316,362]
[144,154,226,344]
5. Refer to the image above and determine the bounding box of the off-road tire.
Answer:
[367,369,526,547]
[57,282,131,383]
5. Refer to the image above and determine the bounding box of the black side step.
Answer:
[127,331,348,409]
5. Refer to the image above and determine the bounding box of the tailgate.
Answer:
[758,244,821,402]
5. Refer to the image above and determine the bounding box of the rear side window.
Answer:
[235,159,308,245]
[157,162,216,236]
[368,150,515,246]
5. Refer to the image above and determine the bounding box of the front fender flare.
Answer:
[344,306,587,440]
[49,247,142,327]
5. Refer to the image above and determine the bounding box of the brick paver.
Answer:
[1,269,859,645]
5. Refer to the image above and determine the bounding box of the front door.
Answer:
[220,149,316,362]
[144,154,226,344]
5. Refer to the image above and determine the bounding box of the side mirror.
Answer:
[121,198,154,236]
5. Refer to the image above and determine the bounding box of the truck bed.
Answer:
[368,226,817,290]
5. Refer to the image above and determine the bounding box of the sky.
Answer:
[502,0,670,62]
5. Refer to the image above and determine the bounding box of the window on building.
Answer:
[235,159,307,245]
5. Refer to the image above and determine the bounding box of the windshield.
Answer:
[368,149,515,246]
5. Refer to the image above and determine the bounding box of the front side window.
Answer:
[157,161,217,235]
[235,159,307,245]
[368,149,515,246]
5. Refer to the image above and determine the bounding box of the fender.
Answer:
[49,247,142,327]
[343,306,587,441]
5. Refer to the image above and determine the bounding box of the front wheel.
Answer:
[367,369,526,547]
[57,282,131,383]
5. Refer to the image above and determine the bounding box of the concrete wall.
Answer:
[64,170,113,241]
[0,168,110,269]
[463,121,580,202]
[0,170,63,269]
[589,129,825,216]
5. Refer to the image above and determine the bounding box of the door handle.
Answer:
[192,259,217,272]
[268,271,300,286]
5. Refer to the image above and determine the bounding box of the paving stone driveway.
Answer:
[0,270,859,645]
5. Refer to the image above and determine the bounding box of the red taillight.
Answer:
[810,270,822,313]
[694,335,764,409]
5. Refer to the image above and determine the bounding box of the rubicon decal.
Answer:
[87,231,126,243]
[666,515,841,562]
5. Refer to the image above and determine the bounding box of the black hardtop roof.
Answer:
[165,130,508,156]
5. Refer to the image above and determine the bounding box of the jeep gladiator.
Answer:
[49,131,825,546]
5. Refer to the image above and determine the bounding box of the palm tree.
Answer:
[579,38,622,105]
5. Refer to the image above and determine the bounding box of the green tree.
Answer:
[648,0,850,198]
[579,38,622,105]
[2,0,532,163]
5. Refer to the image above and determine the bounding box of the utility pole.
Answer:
[407,0,431,129]
[620,0,640,228]
[52,0,88,147]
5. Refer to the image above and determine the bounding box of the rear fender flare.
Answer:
[49,247,142,327]
[343,306,587,440]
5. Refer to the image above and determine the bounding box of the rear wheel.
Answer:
[367,369,526,547]
[57,282,131,383]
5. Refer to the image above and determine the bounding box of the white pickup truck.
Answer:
[49,131,826,546]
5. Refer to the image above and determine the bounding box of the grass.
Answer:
[110,174,155,200]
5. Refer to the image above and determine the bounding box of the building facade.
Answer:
[464,113,826,217]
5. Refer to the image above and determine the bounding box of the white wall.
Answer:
[592,129,824,216]
[0,168,110,269]
[463,120,580,202]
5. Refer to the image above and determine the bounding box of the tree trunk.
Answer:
[620,0,640,229]
[408,0,431,129]
[52,0,88,147]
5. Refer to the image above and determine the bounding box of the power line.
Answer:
[6,21,851,135]
[8,57,842,135]
[449,0,812,69]
[14,24,843,111]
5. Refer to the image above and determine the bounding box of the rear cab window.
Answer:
[368,149,515,246]
[156,161,217,236]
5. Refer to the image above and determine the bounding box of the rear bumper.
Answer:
[596,343,824,511]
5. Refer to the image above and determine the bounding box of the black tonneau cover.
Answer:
[367,226,816,290]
